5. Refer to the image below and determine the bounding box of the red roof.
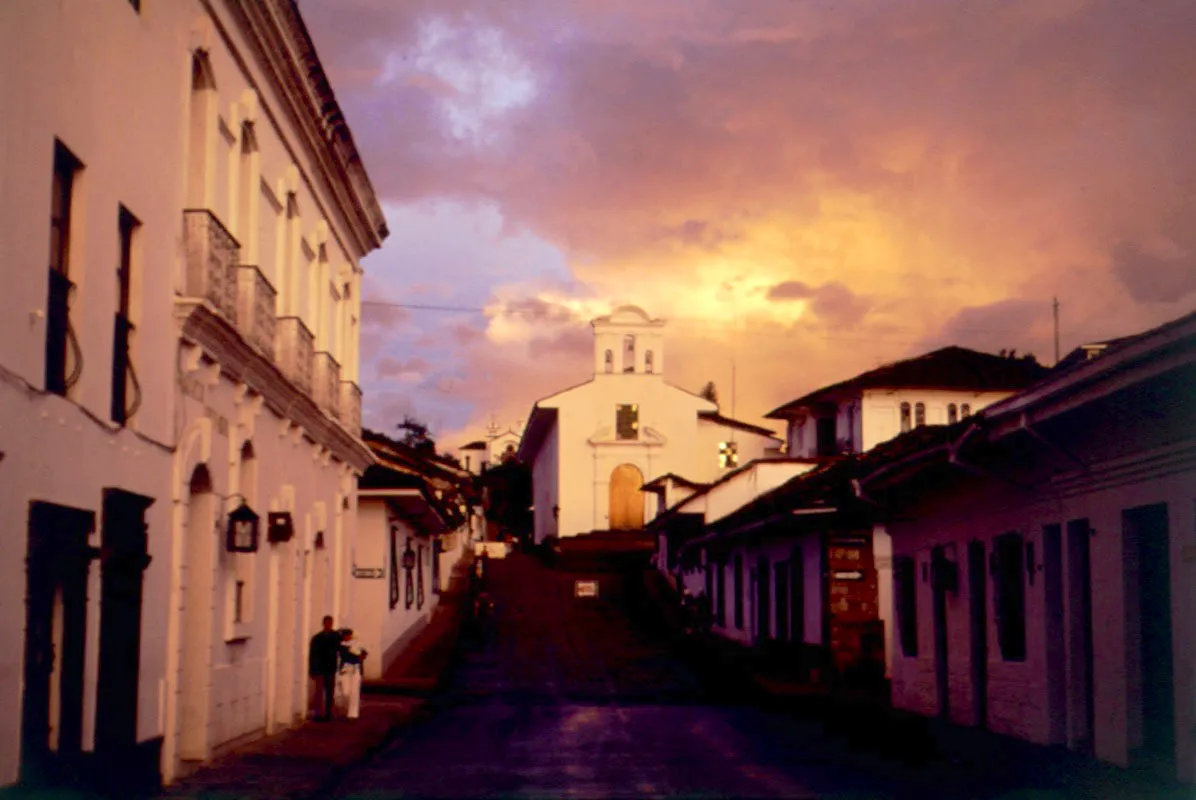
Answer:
[766,346,1048,419]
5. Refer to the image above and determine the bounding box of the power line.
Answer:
[361,298,1070,346]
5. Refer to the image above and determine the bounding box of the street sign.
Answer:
[574,580,599,598]
[353,566,385,579]
[832,570,865,581]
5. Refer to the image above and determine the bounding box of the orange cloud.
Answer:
[302,0,1196,447]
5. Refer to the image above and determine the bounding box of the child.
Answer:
[337,628,368,719]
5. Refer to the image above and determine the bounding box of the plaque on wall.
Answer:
[574,580,599,598]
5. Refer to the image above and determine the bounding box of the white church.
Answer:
[517,306,781,543]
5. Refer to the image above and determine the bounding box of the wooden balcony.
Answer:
[313,351,341,415]
[339,380,362,437]
[183,209,239,320]
[276,317,314,395]
[236,266,277,358]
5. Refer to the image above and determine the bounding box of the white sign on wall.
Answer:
[574,580,599,598]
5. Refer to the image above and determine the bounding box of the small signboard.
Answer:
[353,566,385,579]
[574,580,599,598]
[832,570,865,581]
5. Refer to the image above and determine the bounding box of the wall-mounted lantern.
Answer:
[552,504,560,521]
[226,502,260,553]
[267,511,294,543]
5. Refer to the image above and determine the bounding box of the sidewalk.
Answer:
[158,556,474,800]
[682,632,1191,798]
[158,696,425,800]
[365,554,474,695]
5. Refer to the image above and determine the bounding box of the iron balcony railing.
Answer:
[110,313,142,425]
[235,265,277,359]
[312,351,340,415]
[45,268,82,395]
[275,316,315,395]
[339,380,362,437]
[183,209,239,320]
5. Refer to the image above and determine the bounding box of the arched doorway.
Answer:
[608,464,645,530]
[179,465,215,763]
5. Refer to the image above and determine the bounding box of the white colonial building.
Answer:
[862,312,1196,784]
[0,0,385,792]
[457,421,523,475]
[355,432,472,682]
[517,306,781,543]
[758,346,1049,675]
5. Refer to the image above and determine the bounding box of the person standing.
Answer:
[308,615,341,721]
[337,628,367,719]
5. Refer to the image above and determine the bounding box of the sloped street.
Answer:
[325,553,1184,800]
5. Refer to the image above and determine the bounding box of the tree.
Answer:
[700,381,719,404]
[397,415,436,456]
[434,452,463,469]
[481,460,533,541]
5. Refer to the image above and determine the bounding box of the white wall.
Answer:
[0,0,194,786]
[860,388,1011,452]
[704,462,816,523]
[709,536,822,649]
[532,421,560,543]
[785,388,1015,459]
[696,417,779,474]
[352,499,469,681]
[887,439,1196,781]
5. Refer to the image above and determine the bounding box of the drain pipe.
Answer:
[948,420,1032,492]
[1019,413,1088,470]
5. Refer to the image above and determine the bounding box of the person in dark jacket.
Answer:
[308,615,341,721]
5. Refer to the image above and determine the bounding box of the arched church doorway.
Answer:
[608,464,644,530]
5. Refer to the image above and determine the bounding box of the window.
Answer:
[899,402,912,433]
[719,441,738,469]
[993,533,1027,661]
[947,403,958,424]
[734,554,744,629]
[465,455,471,471]
[961,403,972,418]
[46,141,83,396]
[405,538,416,610]
[715,559,726,626]
[616,404,639,440]
[645,350,654,374]
[416,543,425,609]
[186,50,217,208]
[112,206,141,425]
[388,527,400,610]
[604,349,613,373]
[816,417,836,456]
[894,556,918,656]
[238,122,258,256]
[914,402,926,428]
[844,405,855,451]
[233,581,245,623]
[228,441,257,633]
[623,334,636,373]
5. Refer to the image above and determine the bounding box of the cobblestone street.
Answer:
[324,553,1186,799]
[52,551,1180,800]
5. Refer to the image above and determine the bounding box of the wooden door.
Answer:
[608,464,644,530]
[22,502,94,785]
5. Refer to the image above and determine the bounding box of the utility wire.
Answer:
[361,298,1072,346]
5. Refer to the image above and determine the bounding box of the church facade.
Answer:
[517,306,780,543]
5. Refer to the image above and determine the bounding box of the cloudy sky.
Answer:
[301,0,1196,448]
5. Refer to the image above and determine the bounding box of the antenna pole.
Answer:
[1053,297,1060,365]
